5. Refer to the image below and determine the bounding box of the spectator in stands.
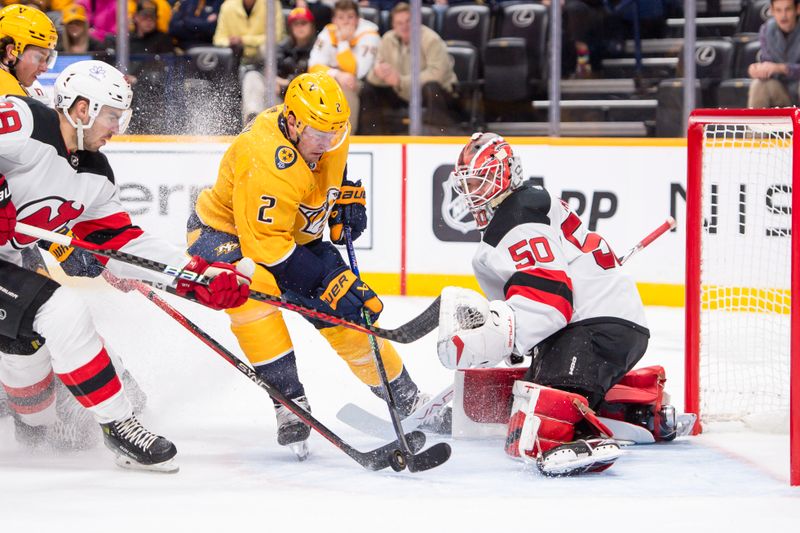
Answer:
[59,3,104,53]
[106,0,174,54]
[240,5,315,123]
[359,1,457,134]
[120,0,175,134]
[169,0,224,51]
[77,0,172,42]
[308,0,379,132]
[295,0,332,31]
[747,0,800,107]
[213,0,285,65]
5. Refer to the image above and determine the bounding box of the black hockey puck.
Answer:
[389,449,407,472]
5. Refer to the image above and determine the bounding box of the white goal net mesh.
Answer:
[699,120,792,430]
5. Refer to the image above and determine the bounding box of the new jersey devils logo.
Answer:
[13,198,85,248]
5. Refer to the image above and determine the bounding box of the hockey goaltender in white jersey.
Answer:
[0,60,252,473]
[437,132,654,477]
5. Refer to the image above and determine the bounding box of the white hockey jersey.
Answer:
[0,96,188,283]
[308,18,380,80]
[472,183,648,357]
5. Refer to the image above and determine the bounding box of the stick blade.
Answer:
[406,442,452,473]
[357,431,427,471]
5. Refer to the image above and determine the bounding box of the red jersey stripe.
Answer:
[2,371,54,397]
[506,284,573,323]
[57,348,112,386]
[8,392,55,415]
[72,376,122,408]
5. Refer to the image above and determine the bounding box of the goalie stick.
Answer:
[14,222,439,344]
[338,384,695,445]
[344,227,451,473]
[337,386,455,440]
[617,216,677,265]
[100,271,427,471]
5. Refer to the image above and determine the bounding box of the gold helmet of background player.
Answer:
[0,4,57,65]
[283,71,350,152]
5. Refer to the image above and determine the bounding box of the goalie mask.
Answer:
[449,132,523,230]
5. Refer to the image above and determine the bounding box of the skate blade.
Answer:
[288,441,310,462]
[113,454,180,474]
[538,448,623,477]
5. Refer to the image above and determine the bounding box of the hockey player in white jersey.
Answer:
[0,60,253,472]
[437,133,651,476]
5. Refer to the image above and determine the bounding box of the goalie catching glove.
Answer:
[437,286,515,369]
[328,179,367,244]
[175,256,254,310]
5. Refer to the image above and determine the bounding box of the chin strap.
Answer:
[60,108,88,151]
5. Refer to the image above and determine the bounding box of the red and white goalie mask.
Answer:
[449,132,523,229]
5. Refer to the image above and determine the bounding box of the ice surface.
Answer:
[1,279,798,531]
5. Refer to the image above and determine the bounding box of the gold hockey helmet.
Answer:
[0,4,57,66]
[283,71,350,152]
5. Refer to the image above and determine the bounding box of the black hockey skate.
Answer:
[274,396,311,461]
[101,415,178,473]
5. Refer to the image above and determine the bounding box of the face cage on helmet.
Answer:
[449,158,508,210]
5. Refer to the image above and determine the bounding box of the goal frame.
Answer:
[685,107,800,486]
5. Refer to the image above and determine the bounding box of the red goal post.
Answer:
[686,108,800,486]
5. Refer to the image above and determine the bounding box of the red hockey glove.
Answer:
[0,174,17,246]
[175,257,254,310]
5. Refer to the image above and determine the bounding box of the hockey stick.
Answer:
[617,216,677,265]
[99,270,427,471]
[343,227,451,473]
[14,222,440,344]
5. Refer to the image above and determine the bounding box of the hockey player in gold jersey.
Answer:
[0,4,57,102]
[189,71,433,458]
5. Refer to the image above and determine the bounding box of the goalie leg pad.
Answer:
[504,381,612,463]
[598,365,679,441]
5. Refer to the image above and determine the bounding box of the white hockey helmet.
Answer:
[449,132,523,230]
[54,60,133,149]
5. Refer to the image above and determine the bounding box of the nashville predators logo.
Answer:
[275,146,297,170]
[298,188,339,236]
[214,241,240,256]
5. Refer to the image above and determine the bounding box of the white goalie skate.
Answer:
[537,438,623,477]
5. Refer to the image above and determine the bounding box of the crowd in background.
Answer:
[2,0,797,136]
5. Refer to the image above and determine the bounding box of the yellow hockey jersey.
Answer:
[195,105,349,268]
[0,68,25,97]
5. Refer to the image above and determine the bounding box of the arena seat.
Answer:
[447,43,482,130]
[441,5,491,59]
[494,2,548,95]
[483,38,529,102]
